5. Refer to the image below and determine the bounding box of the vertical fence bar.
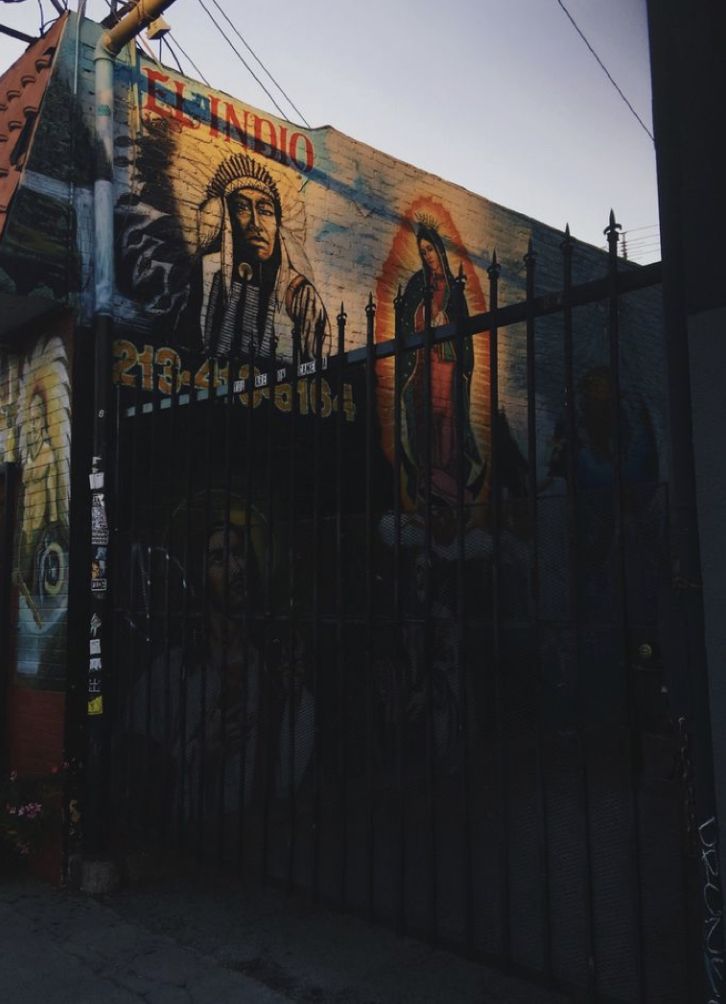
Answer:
[336,304,348,907]
[110,369,123,834]
[217,359,234,865]
[312,321,323,902]
[365,292,377,921]
[161,358,179,848]
[488,251,511,964]
[238,341,255,871]
[287,328,301,893]
[454,264,474,954]
[178,365,195,850]
[124,366,143,839]
[422,276,439,943]
[143,355,160,838]
[562,224,598,995]
[197,355,215,862]
[262,338,278,880]
[525,240,553,980]
[393,287,406,935]
[605,210,646,1002]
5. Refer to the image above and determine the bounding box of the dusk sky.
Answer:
[0,0,659,261]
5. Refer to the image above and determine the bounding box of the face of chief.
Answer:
[228,187,279,263]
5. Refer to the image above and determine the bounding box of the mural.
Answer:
[185,154,330,361]
[120,489,313,832]
[0,336,70,686]
[375,201,490,517]
[113,68,332,365]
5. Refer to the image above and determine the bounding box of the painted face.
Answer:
[228,187,278,262]
[418,238,442,276]
[207,527,247,613]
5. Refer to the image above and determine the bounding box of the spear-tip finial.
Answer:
[604,209,622,237]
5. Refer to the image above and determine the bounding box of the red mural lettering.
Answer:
[223,102,250,146]
[277,125,289,166]
[209,94,221,138]
[143,67,173,120]
[172,79,198,129]
[289,132,314,173]
[141,69,315,170]
[254,115,276,159]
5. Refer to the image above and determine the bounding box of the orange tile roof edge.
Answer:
[0,14,68,239]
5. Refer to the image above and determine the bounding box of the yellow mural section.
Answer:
[0,333,71,686]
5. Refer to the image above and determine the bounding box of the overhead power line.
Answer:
[554,0,654,142]
[160,33,182,74]
[206,0,310,128]
[165,30,210,86]
[196,0,309,127]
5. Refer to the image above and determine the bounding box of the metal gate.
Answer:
[106,220,702,1002]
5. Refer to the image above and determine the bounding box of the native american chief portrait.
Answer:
[180,154,331,363]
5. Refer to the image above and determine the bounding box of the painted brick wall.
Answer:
[0,317,72,711]
[0,12,667,508]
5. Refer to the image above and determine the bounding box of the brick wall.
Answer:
[0,316,72,779]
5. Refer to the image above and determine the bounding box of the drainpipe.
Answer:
[82,0,177,891]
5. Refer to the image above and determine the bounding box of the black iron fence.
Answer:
[106,222,701,1002]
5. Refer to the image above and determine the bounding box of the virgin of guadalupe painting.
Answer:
[397,219,485,510]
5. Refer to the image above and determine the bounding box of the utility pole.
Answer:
[82,0,179,892]
[647,1,726,999]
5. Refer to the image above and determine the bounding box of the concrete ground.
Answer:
[0,870,571,1003]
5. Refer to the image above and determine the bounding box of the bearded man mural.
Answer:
[185,154,331,362]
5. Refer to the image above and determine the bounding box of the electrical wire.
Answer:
[554,0,654,143]
[207,0,310,127]
[161,33,182,74]
[196,0,299,124]
[165,30,210,86]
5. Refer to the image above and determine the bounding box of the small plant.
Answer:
[0,766,64,861]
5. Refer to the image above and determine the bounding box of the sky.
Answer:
[0,0,660,262]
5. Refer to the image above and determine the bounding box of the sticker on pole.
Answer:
[91,492,109,545]
[91,546,108,593]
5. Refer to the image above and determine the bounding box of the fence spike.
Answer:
[604,209,622,237]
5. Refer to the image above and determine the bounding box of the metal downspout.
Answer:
[83,0,177,882]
